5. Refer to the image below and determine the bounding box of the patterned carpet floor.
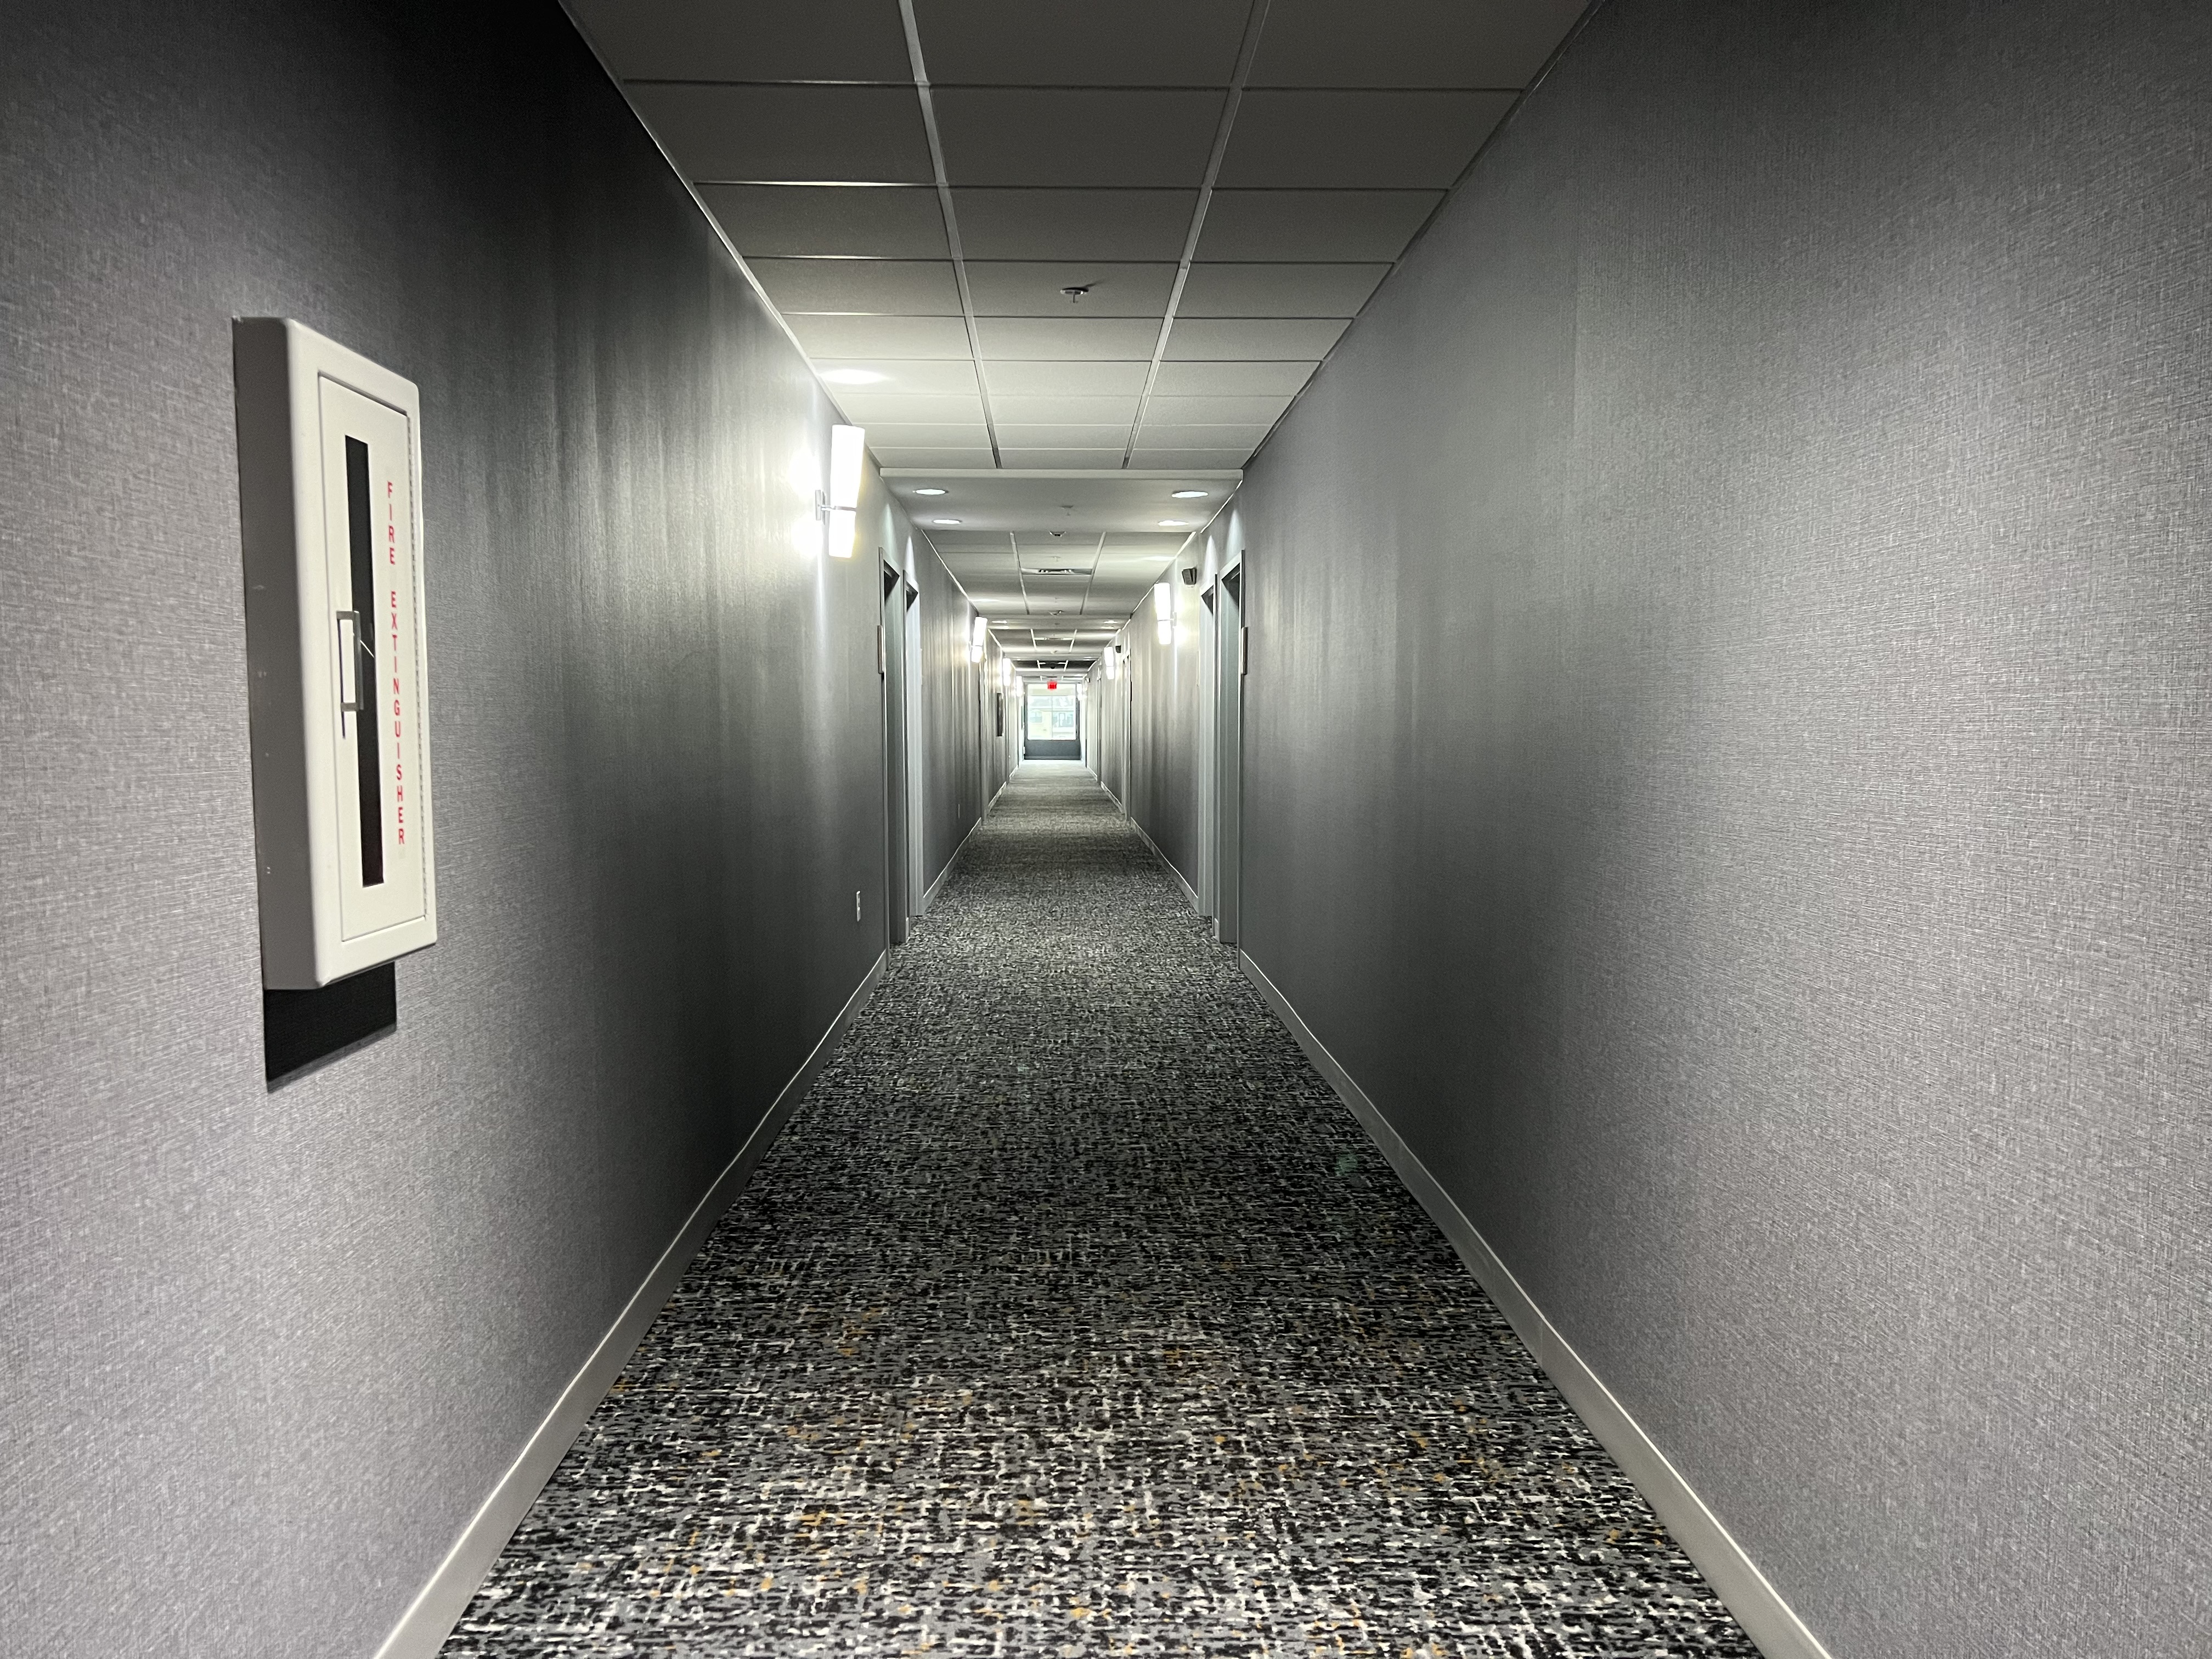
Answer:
[444,763,1757,1658]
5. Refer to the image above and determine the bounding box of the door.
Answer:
[882,562,910,945]
[1197,580,1220,916]
[904,586,926,915]
[1215,566,1245,946]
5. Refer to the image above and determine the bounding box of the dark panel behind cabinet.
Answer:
[264,964,397,1082]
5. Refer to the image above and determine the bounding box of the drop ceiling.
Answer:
[889,469,1234,645]
[565,0,1587,636]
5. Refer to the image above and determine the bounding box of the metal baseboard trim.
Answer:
[1125,812,1202,915]
[919,815,979,916]
[1236,947,1835,1659]
[372,949,888,1659]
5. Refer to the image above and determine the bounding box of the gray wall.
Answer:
[1236,1,2212,1655]
[913,530,988,893]
[1119,562,1205,890]
[1,1,926,1652]
[1096,659,1130,808]
[911,533,991,898]
[984,646,1016,805]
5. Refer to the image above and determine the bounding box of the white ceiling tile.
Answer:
[1137,425,1274,450]
[1141,392,1291,424]
[699,185,949,258]
[1194,190,1441,261]
[833,391,989,422]
[1098,533,1195,555]
[876,472,1242,533]
[873,447,998,467]
[912,0,1249,84]
[750,259,963,314]
[571,0,912,80]
[1218,91,1515,189]
[627,86,932,184]
[933,90,1224,188]
[964,262,1177,317]
[992,394,1142,425]
[1151,360,1317,396]
[1248,0,1585,88]
[1176,262,1391,317]
[862,422,993,447]
[817,359,980,394]
[974,318,1163,361]
[995,424,1133,448]
[1165,318,1348,359]
[788,315,974,358]
[1000,449,1130,469]
[953,190,1196,261]
[1131,448,1256,469]
[985,360,1152,396]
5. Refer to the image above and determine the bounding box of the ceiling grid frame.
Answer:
[565,0,1598,637]
[1121,0,1274,468]
[895,0,1003,466]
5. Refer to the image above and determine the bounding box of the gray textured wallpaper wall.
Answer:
[1120,562,1205,891]
[1,1,928,1653]
[914,529,990,890]
[1235,1,2212,1655]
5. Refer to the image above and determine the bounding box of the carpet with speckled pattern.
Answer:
[443,763,1757,1658]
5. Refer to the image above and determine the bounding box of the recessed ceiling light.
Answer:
[820,369,888,385]
[933,517,962,525]
[1171,489,1208,499]
[1158,518,1189,527]
[912,487,946,495]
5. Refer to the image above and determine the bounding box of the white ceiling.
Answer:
[566,0,1586,631]
[887,470,1230,650]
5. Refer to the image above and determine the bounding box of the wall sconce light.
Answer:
[969,614,986,663]
[822,424,865,558]
[1152,580,1173,646]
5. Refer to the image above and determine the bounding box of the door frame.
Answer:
[903,582,926,916]
[1214,561,1244,946]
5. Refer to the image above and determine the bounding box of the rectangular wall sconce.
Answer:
[1153,580,1174,645]
[970,615,986,663]
[234,318,437,988]
[825,424,865,558]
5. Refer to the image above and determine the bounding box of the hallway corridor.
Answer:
[444,765,1753,1658]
